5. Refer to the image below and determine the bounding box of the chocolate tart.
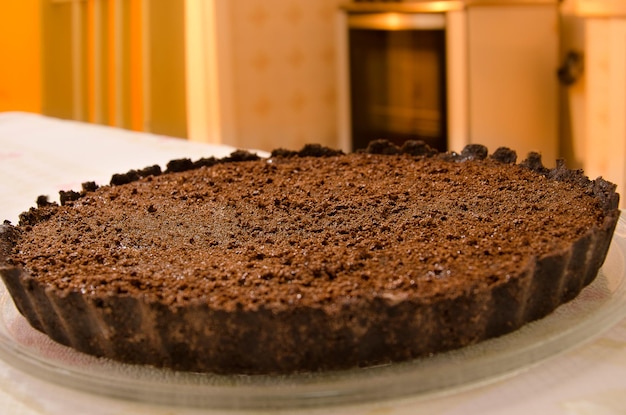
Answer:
[0,141,620,374]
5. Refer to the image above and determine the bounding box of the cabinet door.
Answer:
[585,18,626,207]
[467,5,559,165]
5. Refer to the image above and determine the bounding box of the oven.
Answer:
[347,12,448,151]
[336,0,559,163]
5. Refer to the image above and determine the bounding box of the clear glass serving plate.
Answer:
[0,214,625,410]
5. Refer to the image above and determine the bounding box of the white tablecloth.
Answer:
[1,112,625,415]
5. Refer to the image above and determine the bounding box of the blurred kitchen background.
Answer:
[0,0,625,200]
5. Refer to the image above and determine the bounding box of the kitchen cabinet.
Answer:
[562,0,626,206]
[466,2,560,165]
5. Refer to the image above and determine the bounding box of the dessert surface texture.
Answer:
[0,141,620,374]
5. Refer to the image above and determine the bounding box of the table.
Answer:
[1,112,625,414]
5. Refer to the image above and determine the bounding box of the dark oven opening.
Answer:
[347,13,448,152]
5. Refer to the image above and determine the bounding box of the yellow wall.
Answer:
[0,1,42,112]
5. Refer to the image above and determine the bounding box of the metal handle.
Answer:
[558,51,584,86]
[348,13,446,30]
